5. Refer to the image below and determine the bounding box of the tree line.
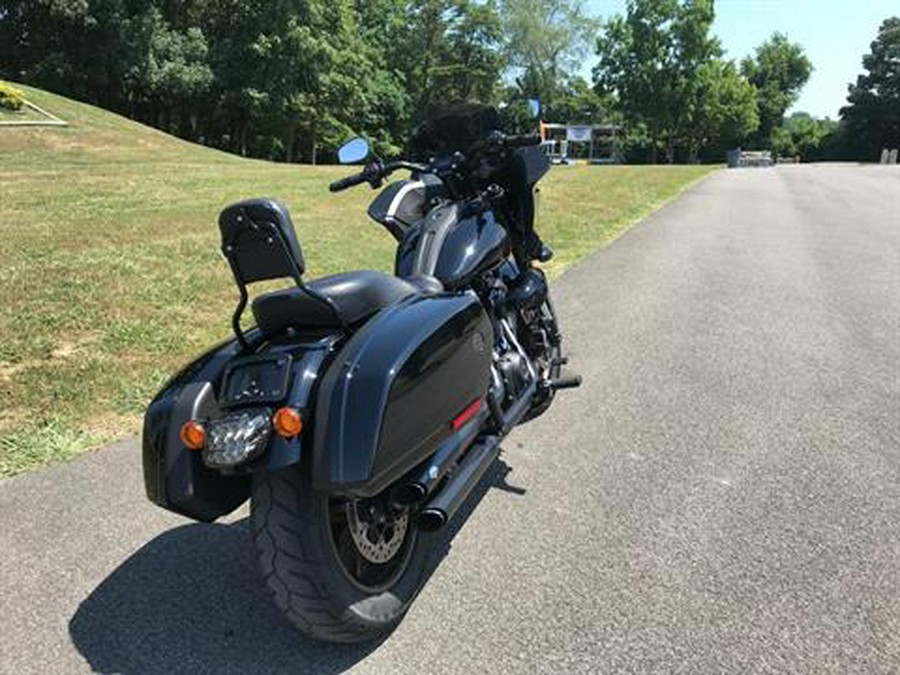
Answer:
[0,0,896,163]
[1,0,582,161]
[595,2,898,163]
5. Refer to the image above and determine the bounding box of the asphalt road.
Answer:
[2,164,899,674]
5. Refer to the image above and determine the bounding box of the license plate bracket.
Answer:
[220,354,293,407]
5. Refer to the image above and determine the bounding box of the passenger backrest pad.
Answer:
[219,199,305,284]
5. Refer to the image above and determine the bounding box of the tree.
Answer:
[595,0,756,162]
[438,1,506,103]
[395,0,505,118]
[839,17,900,160]
[0,0,506,162]
[769,112,838,161]
[124,8,213,134]
[682,59,758,161]
[547,76,613,124]
[741,33,812,148]
[500,0,600,110]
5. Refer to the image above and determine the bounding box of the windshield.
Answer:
[409,104,503,160]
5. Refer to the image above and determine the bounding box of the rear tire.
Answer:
[251,466,435,643]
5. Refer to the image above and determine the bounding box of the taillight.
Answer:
[202,408,271,468]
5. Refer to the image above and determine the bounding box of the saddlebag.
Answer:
[142,337,248,522]
[312,292,493,496]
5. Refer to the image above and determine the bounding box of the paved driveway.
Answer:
[2,164,898,673]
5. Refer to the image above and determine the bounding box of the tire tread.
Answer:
[251,468,395,643]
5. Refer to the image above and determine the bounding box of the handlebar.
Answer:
[329,133,541,193]
[329,159,430,193]
[328,172,370,192]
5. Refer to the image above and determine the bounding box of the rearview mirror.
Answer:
[337,137,370,165]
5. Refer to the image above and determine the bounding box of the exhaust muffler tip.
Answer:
[416,508,447,532]
[394,482,428,506]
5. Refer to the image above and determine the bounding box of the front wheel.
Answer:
[251,466,435,643]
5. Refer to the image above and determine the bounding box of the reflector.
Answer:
[451,398,482,431]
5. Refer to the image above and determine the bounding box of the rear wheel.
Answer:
[251,466,434,643]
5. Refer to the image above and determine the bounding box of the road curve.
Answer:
[1,164,899,674]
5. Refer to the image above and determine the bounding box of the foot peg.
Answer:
[550,356,568,367]
[548,373,582,390]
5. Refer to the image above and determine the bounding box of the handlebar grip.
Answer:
[505,134,542,148]
[329,172,368,192]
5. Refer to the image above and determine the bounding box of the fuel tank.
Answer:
[312,292,493,496]
[395,203,509,289]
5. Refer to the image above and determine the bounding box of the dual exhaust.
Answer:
[415,436,500,531]
[397,380,538,531]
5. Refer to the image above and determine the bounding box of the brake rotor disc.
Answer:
[346,501,409,564]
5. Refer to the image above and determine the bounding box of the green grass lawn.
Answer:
[0,83,716,476]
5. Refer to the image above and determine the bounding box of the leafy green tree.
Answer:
[769,112,839,161]
[595,0,754,162]
[547,76,613,124]
[438,1,506,103]
[683,59,758,161]
[741,33,812,148]
[0,0,504,162]
[500,0,600,110]
[839,17,900,160]
[0,0,215,137]
[401,0,505,115]
[124,8,213,135]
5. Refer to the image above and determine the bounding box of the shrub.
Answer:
[0,82,25,111]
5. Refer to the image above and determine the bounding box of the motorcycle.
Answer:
[142,105,580,643]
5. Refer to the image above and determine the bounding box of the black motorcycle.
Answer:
[143,106,580,643]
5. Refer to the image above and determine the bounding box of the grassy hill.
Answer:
[0,83,716,476]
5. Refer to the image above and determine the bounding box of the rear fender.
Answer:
[142,331,340,522]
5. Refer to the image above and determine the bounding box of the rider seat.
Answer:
[252,271,418,335]
[219,198,442,341]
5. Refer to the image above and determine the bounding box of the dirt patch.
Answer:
[81,411,141,439]
[0,334,98,382]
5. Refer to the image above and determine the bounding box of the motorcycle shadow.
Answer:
[68,456,523,674]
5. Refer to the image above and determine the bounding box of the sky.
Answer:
[584,0,898,119]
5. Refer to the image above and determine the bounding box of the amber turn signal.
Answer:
[179,420,206,450]
[272,407,303,438]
